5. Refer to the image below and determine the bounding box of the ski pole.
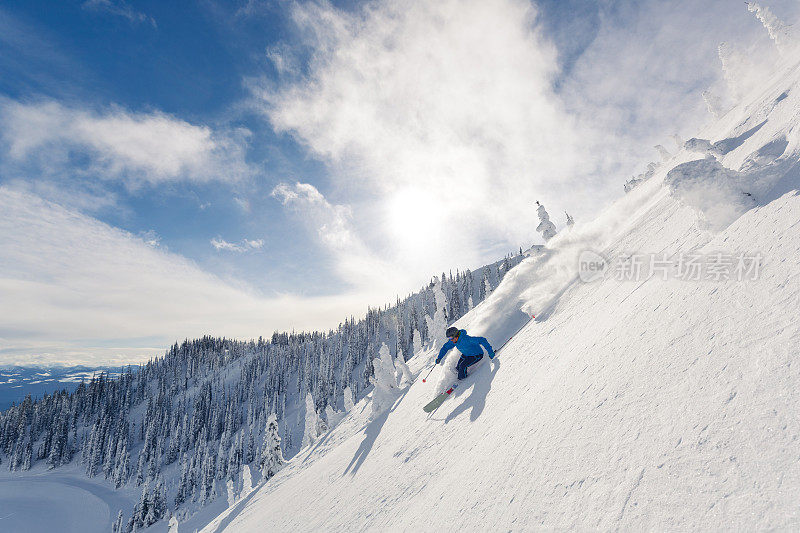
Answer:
[421,364,436,383]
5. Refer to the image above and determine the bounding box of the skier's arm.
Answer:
[477,336,496,359]
[436,340,454,364]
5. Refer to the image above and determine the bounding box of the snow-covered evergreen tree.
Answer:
[343,386,355,412]
[425,277,448,348]
[199,445,216,504]
[174,453,190,508]
[565,211,575,227]
[126,476,166,532]
[241,464,253,495]
[245,431,256,464]
[112,442,130,489]
[536,201,557,241]
[395,355,413,387]
[259,414,283,481]
[481,271,490,299]
[300,392,318,449]
[112,510,124,533]
[226,478,236,506]
[411,328,422,357]
[371,344,400,418]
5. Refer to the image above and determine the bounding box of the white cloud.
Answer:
[0,99,251,187]
[272,182,354,249]
[253,0,800,297]
[271,182,405,291]
[0,187,380,365]
[266,43,301,77]
[82,0,157,28]
[139,230,162,248]
[257,0,588,287]
[2,177,120,215]
[211,237,264,252]
[233,196,251,212]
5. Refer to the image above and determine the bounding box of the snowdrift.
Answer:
[201,50,800,533]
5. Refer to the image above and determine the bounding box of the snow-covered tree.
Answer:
[112,510,124,533]
[371,344,400,418]
[259,414,284,481]
[535,201,557,241]
[112,442,130,489]
[146,476,167,527]
[481,270,491,299]
[746,2,791,53]
[199,445,216,504]
[411,329,422,357]
[126,476,166,532]
[241,464,253,495]
[300,392,318,449]
[245,431,256,464]
[395,355,413,387]
[425,277,448,347]
[343,386,355,412]
[565,211,575,227]
[226,478,236,506]
[174,454,191,508]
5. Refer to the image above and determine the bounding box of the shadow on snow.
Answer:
[443,359,500,424]
[343,388,410,476]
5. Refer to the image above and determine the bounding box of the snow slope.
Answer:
[201,50,800,532]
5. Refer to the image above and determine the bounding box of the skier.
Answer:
[435,326,495,380]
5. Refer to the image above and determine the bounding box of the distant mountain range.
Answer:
[0,366,123,410]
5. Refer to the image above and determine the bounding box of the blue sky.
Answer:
[0,0,796,364]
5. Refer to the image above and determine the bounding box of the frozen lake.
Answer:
[0,474,131,532]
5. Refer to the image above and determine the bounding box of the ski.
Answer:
[423,383,458,413]
[422,358,488,412]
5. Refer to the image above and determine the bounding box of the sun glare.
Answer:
[387,188,442,249]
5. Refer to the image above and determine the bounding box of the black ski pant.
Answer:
[456,354,483,380]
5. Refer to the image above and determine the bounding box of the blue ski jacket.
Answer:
[436,329,495,364]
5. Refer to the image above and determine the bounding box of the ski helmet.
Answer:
[446,326,459,338]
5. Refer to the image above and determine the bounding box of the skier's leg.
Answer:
[457,355,482,379]
[456,356,469,379]
[467,354,483,369]
[464,354,483,376]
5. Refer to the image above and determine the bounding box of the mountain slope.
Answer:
[0,241,527,531]
[202,53,800,532]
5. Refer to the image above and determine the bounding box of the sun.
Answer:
[386,188,443,248]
